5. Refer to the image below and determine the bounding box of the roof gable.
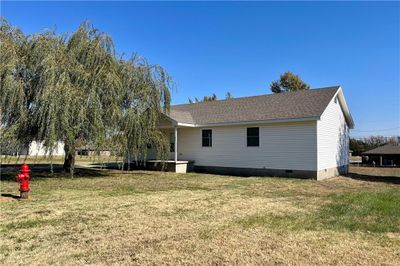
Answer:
[332,87,355,128]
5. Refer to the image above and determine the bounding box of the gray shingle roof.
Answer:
[362,144,400,155]
[167,86,340,125]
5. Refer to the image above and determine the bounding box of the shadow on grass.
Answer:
[0,164,153,181]
[1,193,20,199]
[347,172,400,185]
[0,166,106,181]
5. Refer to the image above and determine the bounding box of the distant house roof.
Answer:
[362,144,400,155]
[165,86,354,128]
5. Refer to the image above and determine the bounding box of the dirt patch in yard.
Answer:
[0,197,18,203]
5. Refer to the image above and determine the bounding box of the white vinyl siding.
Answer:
[20,141,65,156]
[176,121,318,171]
[317,97,349,170]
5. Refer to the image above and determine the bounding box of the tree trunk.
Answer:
[63,143,75,177]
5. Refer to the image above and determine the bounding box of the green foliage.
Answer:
[188,94,217,103]
[188,91,233,104]
[0,19,172,175]
[0,18,30,153]
[270,71,310,93]
[204,93,217,102]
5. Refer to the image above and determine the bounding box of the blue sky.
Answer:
[2,1,399,138]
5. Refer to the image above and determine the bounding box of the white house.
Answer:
[16,141,65,156]
[149,86,354,180]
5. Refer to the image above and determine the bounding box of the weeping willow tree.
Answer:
[1,18,172,176]
[0,18,30,156]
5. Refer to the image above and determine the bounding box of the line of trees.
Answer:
[350,136,399,156]
[0,19,173,176]
[188,91,232,104]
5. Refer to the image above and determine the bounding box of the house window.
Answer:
[247,127,259,147]
[202,129,212,147]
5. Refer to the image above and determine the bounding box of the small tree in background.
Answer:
[189,91,233,103]
[270,71,310,93]
[204,93,217,102]
[188,93,217,103]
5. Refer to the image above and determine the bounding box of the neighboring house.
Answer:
[15,141,65,156]
[149,86,354,180]
[77,146,111,156]
[362,144,400,166]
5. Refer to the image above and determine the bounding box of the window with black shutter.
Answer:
[247,127,259,147]
[202,129,212,147]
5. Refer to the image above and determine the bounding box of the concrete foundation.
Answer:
[194,164,349,180]
[127,161,348,180]
[317,165,348,180]
[194,165,317,179]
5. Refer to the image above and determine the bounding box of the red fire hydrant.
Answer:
[16,164,31,199]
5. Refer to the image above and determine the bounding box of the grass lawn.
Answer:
[0,166,399,265]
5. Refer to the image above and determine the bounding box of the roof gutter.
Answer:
[175,116,320,128]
